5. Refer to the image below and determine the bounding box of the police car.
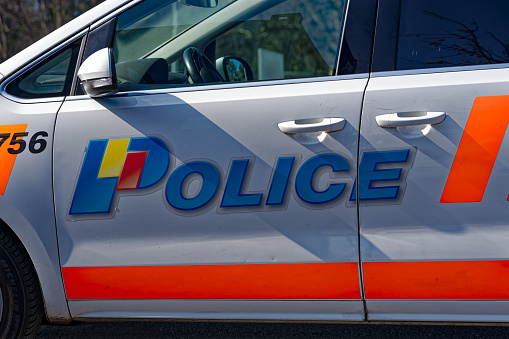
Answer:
[1,0,509,337]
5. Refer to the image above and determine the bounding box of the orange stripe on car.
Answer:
[62,262,361,300]
[441,95,509,203]
[363,260,509,299]
[0,124,27,195]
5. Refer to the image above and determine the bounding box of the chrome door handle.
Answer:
[376,111,446,127]
[278,118,346,134]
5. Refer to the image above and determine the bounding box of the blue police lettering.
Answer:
[295,153,349,204]
[221,159,263,207]
[166,161,220,210]
[266,156,295,206]
[70,136,415,218]
[350,149,414,202]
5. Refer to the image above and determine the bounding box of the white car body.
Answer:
[1,0,509,334]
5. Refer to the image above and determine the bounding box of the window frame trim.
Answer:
[64,72,369,101]
[371,63,509,78]
[335,0,378,75]
[332,0,351,75]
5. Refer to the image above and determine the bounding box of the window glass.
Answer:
[114,0,236,63]
[112,0,347,92]
[6,38,82,99]
[214,0,346,81]
[396,0,509,70]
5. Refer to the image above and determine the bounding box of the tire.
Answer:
[0,224,43,339]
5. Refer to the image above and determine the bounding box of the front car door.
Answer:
[54,0,376,320]
[360,0,509,322]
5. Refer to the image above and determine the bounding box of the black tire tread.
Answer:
[0,223,44,339]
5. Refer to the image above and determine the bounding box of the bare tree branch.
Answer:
[0,0,105,63]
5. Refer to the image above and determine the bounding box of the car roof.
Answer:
[0,0,132,81]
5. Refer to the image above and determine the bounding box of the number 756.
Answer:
[0,131,48,154]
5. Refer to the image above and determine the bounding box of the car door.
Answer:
[53,0,376,320]
[360,0,509,322]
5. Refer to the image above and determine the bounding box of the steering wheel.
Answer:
[183,47,224,84]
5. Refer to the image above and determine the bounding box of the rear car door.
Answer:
[360,0,509,322]
[53,0,376,320]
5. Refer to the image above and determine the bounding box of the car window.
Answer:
[112,0,347,92]
[395,0,509,70]
[5,38,82,99]
[214,0,346,81]
[112,0,236,92]
[114,0,236,64]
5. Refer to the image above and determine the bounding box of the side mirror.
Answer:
[216,56,253,82]
[178,0,217,8]
[77,48,118,98]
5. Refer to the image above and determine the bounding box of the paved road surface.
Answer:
[37,321,509,338]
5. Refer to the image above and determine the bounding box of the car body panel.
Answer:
[367,300,509,322]
[0,95,70,321]
[68,300,364,321]
[360,67,509,321]
[53,77,367,319]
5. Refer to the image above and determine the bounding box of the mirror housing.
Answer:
[178,0,217,8]
[77,48,118,98]
[216,56,253,82]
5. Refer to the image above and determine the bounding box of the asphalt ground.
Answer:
[37,321,509,338]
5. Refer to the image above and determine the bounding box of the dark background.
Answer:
[0,0,105,62]
[37,321,509,338]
